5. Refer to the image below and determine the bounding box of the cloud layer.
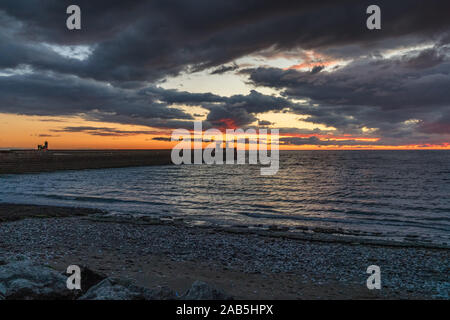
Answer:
[0,0,449,146]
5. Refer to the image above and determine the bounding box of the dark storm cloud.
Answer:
[1,0,450,84]
[51,126,157,137]
[310,66,325,74]
[210,64,239,75]
[0,72,193,121]
[258,120,273,126]
[280,136,324,145]
[0,0,449,146]
[248,56,450,109]
[246,50,450,140]
[139,87,223,105]
[418,113,450,135]
[203,90,296,127]
[37,134,59,138]
[279,136,379,146]
[152,137,172,142]
[402,47,447,69]
[0,71,296,129]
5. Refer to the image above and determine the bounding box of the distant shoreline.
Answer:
[0,150,173,174]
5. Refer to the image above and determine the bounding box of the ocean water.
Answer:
[1,151,449,247]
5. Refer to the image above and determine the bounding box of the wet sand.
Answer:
[0,203,103,223]
[0,204,448,299]
[0,150,172,174]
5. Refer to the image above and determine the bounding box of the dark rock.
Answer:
[62,265,106,296]
[79,266,107,293]
[0,259,71,300]
[181,281,233,300]
[142,285,177,300]
[78,278,144,300]
[79,278,178,300]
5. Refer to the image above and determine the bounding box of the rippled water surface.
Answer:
[1,151,449,246]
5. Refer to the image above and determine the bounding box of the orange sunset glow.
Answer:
[1,113,448,150]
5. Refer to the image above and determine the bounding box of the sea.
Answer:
[1,150,449,247]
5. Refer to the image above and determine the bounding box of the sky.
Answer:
[0,0,449,150]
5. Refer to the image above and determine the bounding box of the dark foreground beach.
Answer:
[0,150,172,174]
[0,204,448,299]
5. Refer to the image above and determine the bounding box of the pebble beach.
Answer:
[0,204,448,299]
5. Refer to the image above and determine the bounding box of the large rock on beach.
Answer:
[0,256,231,300]
[78,278,144,300]
[0,259,71,300]
[78,278,177,300]
[143,285,178,300]
[181,280,233,300]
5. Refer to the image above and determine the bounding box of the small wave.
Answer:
[39,194,168,206]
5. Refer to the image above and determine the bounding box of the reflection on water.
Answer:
[1,151,449,246]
